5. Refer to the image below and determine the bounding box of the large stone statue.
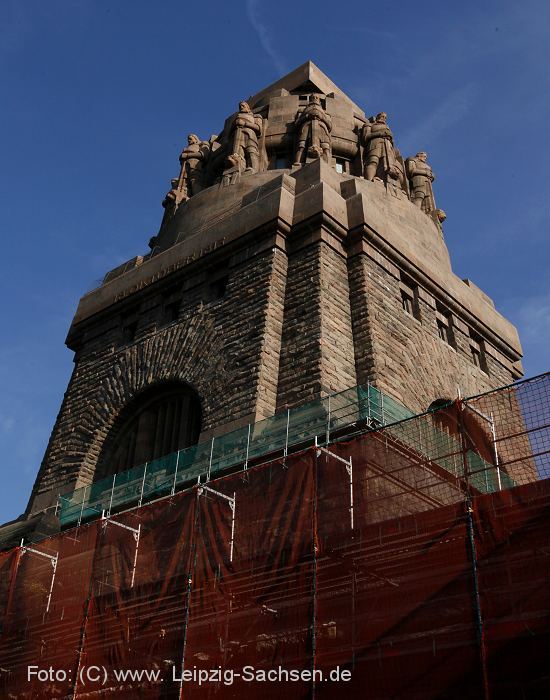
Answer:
[361,112,397,181]
[226,101,262,172]
[160,134,209,224]
[177,133,208,200]
[405,151,436,211]
[293,94,332,165]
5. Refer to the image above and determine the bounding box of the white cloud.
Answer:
[246,0,286,76]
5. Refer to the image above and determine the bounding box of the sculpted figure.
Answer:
[177,133,207,200]
[160,134,209,224]
[226,101,262,172]
[391,148,408,193]
[406,151,436,212]
[293,94,332,165]
[361,112,397,181]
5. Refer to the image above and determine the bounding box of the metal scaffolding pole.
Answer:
[100,514,141,588]
[317,446,354,530]
[19,542,59,614]
[197,485,237,562]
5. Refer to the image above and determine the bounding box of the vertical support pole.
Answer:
[171,451,181,496]
[138,462,148,507]
[244,423,251,470]
[207,437,215,481]
[284,409,290,457]
[346,457,354,530]
[312,447,319,697]
[466,501,491,700]
[458,401,490,700]
[107,474,116,517]
[130,525,141,589]
[325,395,331,445]
[380,391,385,425]
[367,381,372,423]
[229,492,236,563]
[490,412,502,490]
[78,485,88,527]
[45,554,58,614]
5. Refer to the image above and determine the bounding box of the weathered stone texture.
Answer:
[348,252,515,413]
[276,235,356,410]
[28,237,288,512]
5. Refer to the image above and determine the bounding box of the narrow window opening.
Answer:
[209,276,228,301]
[401,289,413,315]
[436,304,455,347]
[123,322,137,344]
[121,311,139,345]
[399,273,421,321]
[164,299,181,324]
[469,332,488,373]
[335,157,346,174]
[437,319,454,346]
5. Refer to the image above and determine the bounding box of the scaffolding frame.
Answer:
[197,484,237,562]
[100,513,141,588]
[19,540,58,614]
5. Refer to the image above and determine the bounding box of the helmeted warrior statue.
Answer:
[361,112,397,181]
[391,147,409,193]
[160,134,208,225]
[226,101,262,172]
[293,94,332,165]
[178,134,208,200]
[405,151,437,212]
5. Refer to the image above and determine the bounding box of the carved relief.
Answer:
[293,95,332,165]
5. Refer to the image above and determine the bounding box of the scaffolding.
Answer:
[0,373,549,698]
[58,382,413,529]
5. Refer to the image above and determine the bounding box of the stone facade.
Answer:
[24,62,524,516]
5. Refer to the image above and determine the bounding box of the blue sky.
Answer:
[1,0,549,523]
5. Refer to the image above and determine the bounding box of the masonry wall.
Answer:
[24,158,525,518]
[27,232,288,514]
[276,231,356,410]
[348,250,516,413]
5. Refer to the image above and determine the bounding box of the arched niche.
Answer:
[96,381,201,480]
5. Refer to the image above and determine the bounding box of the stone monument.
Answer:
[9,61,523,527]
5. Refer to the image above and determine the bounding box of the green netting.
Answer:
[210,424,250,474]
[58,383,500,529]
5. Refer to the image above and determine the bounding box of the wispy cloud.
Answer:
[246,0,286,76]
[400,83,478,152]
[0,414,15,435]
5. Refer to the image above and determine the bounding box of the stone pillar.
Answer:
[276,229,356,410]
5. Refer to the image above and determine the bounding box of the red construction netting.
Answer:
[0,374,549,699]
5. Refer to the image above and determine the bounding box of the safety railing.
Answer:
[59,384,413,527]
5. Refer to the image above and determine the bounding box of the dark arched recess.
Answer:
[96,382,201,480]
